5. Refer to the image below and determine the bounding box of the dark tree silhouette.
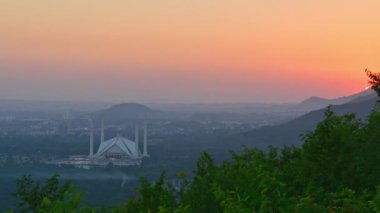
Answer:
[365,69,380,97]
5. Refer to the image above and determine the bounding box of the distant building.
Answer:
[46,120,149,168]
[96,135,140,159]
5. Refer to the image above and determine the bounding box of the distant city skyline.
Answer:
[1,1,379,103]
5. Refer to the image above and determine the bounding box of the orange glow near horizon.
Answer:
[0,0,379,102]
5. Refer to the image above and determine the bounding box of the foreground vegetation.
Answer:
[7,70,380,212]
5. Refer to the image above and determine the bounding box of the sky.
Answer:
[0,0,379,103]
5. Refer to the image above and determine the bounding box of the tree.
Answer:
[114,171,178,213]
[366,69,380,97]
[301,108,363,191]
[11,174,93,212]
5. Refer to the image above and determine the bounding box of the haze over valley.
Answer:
[0,88,375,210]
[1,0,380,211]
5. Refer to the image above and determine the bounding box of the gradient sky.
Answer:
[1,0,379,103]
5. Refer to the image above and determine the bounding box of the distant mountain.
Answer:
[348,91,377,103]
[106,103,152,113]
[299,96,330,108]
[298,90,374,110]
[96,103,159,121]
[232,93,378,149]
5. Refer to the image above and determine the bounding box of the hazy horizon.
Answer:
[1,1,379,103]
[0,89,370,105]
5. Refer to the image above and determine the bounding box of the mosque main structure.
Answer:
[48,120,149,168]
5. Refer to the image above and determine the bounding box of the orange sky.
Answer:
[0,0,379,103]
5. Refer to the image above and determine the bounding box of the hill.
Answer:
[234,93,378,149]
[95,103,159,121]
[298,90,373,110]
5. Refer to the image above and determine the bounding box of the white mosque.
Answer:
[89,120,149,165]
[48,120,149,168]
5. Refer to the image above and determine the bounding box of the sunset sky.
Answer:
[1,0,379,103]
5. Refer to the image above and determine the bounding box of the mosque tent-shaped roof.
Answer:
[96,135,140,159]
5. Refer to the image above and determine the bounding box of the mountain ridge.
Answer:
[230,91,378,150]
[298,90,374,110]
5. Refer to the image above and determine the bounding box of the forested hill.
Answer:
[297,89,373,110]
[235,93,378,148]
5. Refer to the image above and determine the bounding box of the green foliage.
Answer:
[359,110,380,190]
[181,152,221,213]
[11,173,94,213]
[368,186,380,212]
[113,171,178,213]
[12,174,70,212]
[301,107,364,191]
